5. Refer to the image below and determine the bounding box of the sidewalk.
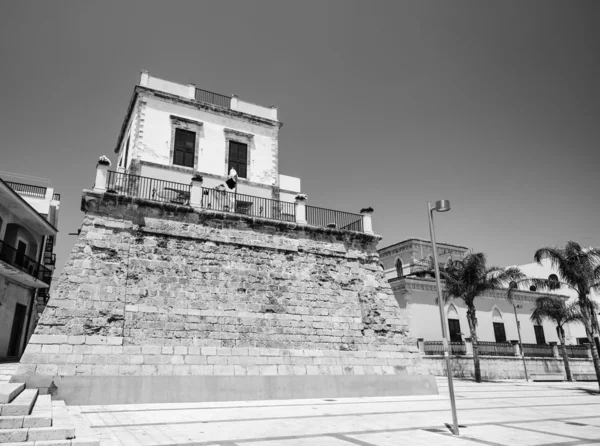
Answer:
[65,376,600,446]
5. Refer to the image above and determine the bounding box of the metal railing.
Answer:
[0,240,52,284]
[424,341,467,356]
[305,205,363,232]
[5,181,47,198]
[477,341,515,356]
[52,193,60,201]
[201,187,295,222]
[195,88,231,108]
[522,343,554,358]
[565,345,590,358]
[106,171,191,205]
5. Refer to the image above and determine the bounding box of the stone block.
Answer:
[0,428,28,443]
[26,426,76,441]
[29,335,68,345]
[142,345,162,355]
[0,415,23,429]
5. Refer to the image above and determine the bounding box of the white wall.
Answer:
[136,95,279,187]
[518,259,599,344]
[399,284,559,345]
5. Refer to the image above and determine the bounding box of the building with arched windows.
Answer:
[378,238,574,346]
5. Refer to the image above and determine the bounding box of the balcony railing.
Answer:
[306,205,363,232]
[52,193,60,201]
[522,343,554,358]
[107,171,191,205]
[5,181,47,198]
[0,240,52,284]
[104,171,368,230]
[477,341,514,356]
[201,187,295,222]
[195,88,231,108]
[565,345,590,358]
[424,341,467,356]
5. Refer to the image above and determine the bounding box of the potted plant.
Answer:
[360,207,374,214]
[295,193,308,201]
[97,155,111,166]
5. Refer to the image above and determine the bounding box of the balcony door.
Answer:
[15,240,27,268]
[7,303,27,358]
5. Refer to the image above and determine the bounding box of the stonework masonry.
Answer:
[14,190,435,403]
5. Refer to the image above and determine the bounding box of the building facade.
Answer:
[112,70,301,204]
[14,72,433,404]
[379,239,570,347]
[0,174,59,360]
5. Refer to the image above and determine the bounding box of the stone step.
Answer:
[0,425,76,443]
[0,441,100,446]
[25,394,53,428]
[0,389,38,416]
[0,395,52,429]
[0,383,25,404]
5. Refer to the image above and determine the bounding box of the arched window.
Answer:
[447,304,461,342]
[548,274,559,291]
[395,258,403,278]
[492,308,507,343]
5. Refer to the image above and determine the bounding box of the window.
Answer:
[493,322,507,343]
[548,274,559,290]
[173,129,196,168]
[395,259,403,278]
[534,325,546,345]
[123,136,130,168]
[448,319,462,342]
[228,141,248,179]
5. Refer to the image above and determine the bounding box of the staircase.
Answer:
[0,382,99,445]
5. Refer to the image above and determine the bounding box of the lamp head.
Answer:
[434,200,451,212]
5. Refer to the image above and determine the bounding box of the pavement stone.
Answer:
[60,376,600,446]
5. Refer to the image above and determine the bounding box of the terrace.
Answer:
[96,168,372,234]
[0,239,52,288]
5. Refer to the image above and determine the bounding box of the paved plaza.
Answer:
[66,375,600,446]
[3,361,600,445]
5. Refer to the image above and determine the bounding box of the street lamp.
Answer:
[427,200,459,436]
[513,303,529,381]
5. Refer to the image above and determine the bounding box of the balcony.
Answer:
[0,239,51,288]
[104,170,366,232]
[5,181,47,198]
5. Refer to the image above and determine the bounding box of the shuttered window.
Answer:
[493,322,507,343]
[228,141,247,179]
[448,319,462,343]
[173,129,196,168]
[534,325,546,345]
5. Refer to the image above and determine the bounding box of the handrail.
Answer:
[52,193,61,201]
[0,239,52,284]
[195,88,231,108]
[201,187,295,222]
[5,181,47,198]
[106,171,191,205]
[305,205,363,232]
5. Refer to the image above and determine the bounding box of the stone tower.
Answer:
[14,72,435,404]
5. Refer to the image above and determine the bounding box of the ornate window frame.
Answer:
[169,115,203,170]
[224,128,253,179]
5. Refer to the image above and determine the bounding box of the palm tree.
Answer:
[431,253,526,383]
[530,295,582,381]
[534,242,600,388]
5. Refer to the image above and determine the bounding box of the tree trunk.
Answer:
[557,326,572,382]
[579,301,600,391]
[467,306,481,383]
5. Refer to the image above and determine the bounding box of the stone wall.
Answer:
[421,355,596,380]
[14,190,435,403]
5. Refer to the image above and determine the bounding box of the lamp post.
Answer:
[427,200,459,436]
[512,303,529,381]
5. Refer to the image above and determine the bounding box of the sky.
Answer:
[0,0,598,283]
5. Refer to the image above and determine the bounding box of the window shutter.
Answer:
[174,129,196,167]
[228,141,248,179]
